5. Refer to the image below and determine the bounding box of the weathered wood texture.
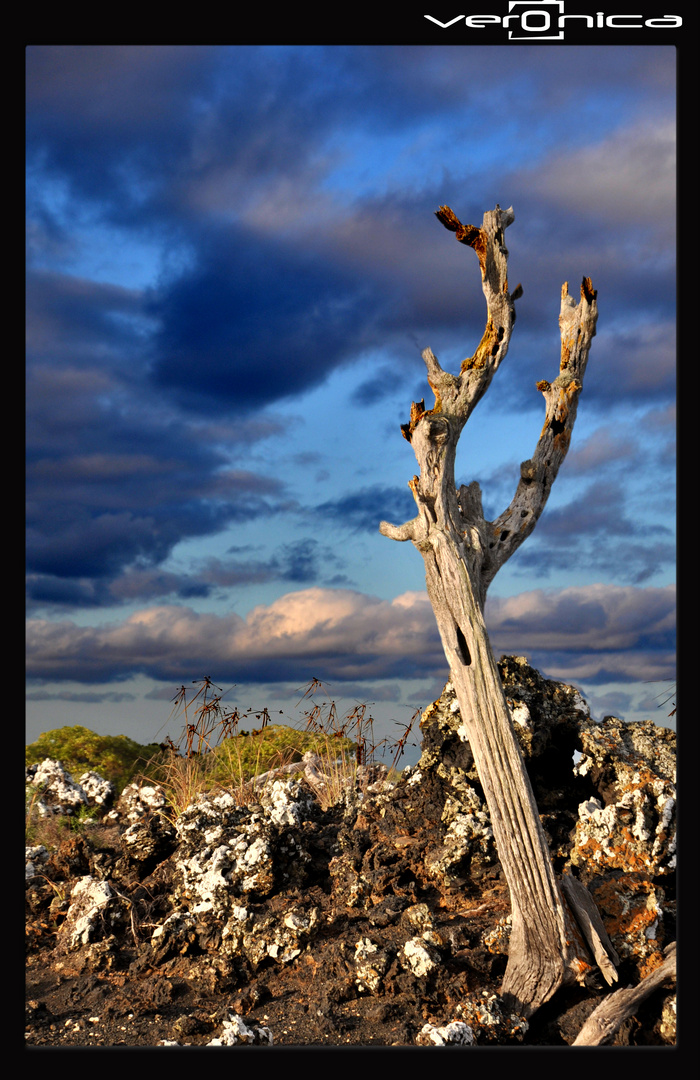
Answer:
[573,943,676,1045]
[380,205,599,1017]
[561,872,620,987]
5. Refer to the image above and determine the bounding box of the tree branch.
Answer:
[396,205,521,453]
[384,205,525,545]
[561,872,620,987]
[573,942,676,1046]
[478,277,598,596]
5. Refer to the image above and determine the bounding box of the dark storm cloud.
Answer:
[26,269,146,365]
[27,45,675,423]
[26,464,283,600]
[26,44,675,634]
[147,229,386,412]
[27,241,300,609]
[26,347,287,604]
[315,485,417,534]
[26,46,217,217]
[25,45,475,230]
[27,539,349,611]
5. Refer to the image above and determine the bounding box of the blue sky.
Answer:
[26,44,676,761]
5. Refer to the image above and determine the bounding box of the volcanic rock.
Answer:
[25,656,676,1047]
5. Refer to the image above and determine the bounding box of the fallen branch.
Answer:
[573,941,676,1045]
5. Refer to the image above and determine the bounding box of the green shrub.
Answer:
[25,726,163,796]
[142,724,358,819]
[205,724,357,786]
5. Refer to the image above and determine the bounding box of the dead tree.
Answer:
[380,204,601,1017]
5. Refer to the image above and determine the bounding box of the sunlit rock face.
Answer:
[571,715,676,879]
[417,657,676,989]
[26,758,115,817]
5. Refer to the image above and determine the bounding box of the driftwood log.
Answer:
[380,204,600,1018]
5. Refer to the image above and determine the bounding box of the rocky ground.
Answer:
[25,657,677,1049]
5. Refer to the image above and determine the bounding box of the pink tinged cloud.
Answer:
[26,583,674,687]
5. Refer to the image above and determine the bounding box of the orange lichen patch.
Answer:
[572,834,604,864]
[559,337,587,375]
[621,766,663,793]
[401,389,449,442]
[581,276,597,304]
[574,830,651,874]
[638,951,667,981]
[562,896,593,973]
[618,835,653,873]
[426,378,443,417]
[434,205,462,232]
[570,957,594,986]
[553,428,571,454]
[469,231,488,276]
[461,316,501,372]
[539,381,580,441]
[435,205,487,274]
[587,875,663,959]
[401,399,426,442]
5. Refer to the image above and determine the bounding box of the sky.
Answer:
[26,43,676,765]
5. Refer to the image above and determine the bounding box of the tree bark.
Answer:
[380,204,599,1017]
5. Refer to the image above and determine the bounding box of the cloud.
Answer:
[315,485,417,533]
[578,320,676,407]
[25,46,675,709]
[525,117,675,229]
[26,351,291,604]
[27,582,674,689]
[194,539,347,589]
[25,689,138,704]
[25,589,441,684]
[486,583,675,684]
[64,539,350,608]
[563,429,641,475]
[26,464,282,584]
[146,229,386,413]
[508,479,675,585]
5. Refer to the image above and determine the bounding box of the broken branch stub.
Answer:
[380,204,600,1018]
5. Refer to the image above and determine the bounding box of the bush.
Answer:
[25,726,163,796]
[206,724,356,785]
[140,724,358,819]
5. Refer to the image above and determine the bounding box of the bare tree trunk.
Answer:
[380,204,600,1017]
